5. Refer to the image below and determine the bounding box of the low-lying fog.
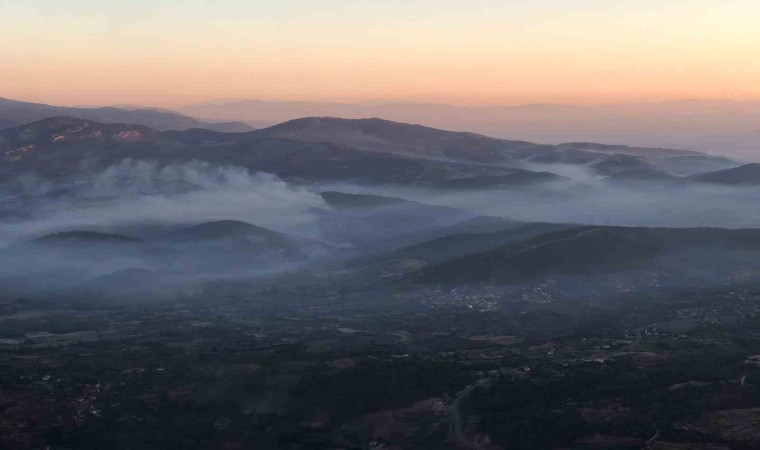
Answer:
[326,164,760,229]
[0,160,326,245]
[1,159,759,295]
[3,159,760,244]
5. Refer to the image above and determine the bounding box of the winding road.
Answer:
[450,377,492,449]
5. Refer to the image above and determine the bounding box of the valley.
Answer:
[5,1,760,448]
[1,104,760,449]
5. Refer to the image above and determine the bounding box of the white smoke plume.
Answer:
[0,160,327,245]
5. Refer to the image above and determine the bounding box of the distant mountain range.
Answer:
[0,97,254,133]
[0,117,561,188]
[0,115,749,187]
[178,98,760,160]
[255,117,737,178]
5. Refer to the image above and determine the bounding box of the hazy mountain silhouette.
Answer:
[31,231,142,246]
[691,163,760,186]
[406,226,760,285]
[256,117,542,164]
[0,97,254,132]
[387,222,572,264]
[179,98,760,160]
[252,117,736,178]
[0,117,563,188]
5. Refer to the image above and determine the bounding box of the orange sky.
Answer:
[3,1,760,107]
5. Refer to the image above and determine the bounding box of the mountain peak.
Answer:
[164,220,283,241]
[255,116,529,165]
[261,116,413,132]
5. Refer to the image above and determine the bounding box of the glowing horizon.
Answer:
[3,0,760,108]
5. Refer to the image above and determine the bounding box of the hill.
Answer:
[31,231,142,246]
[387,222,572,264]
[319,191,409,209]
[312,192,476,249]
[256,117,541,165]
[0,118,562,188]
[163,220,298,245]
[0,220,330,292]
[178,98,760,161]
[0,229,146,292]
[406,226,760,286]
[589,154,677,181]
[2,115,748,189]
[254,117,736,178]
[691,163,760,186]
[376,216,525,251]
[0,97,254,132]
[156,220,328,273]
[77,268,158,294]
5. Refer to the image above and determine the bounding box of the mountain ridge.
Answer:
[690,163,760,186]
[405,225,760,286]
[0,97,254,133]
[0,117,565,188]
[251,116,738,177]
[177,98,760,160]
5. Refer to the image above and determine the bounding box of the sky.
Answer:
[2,0,760,107]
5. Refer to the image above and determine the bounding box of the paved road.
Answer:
[450,378,492,449]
